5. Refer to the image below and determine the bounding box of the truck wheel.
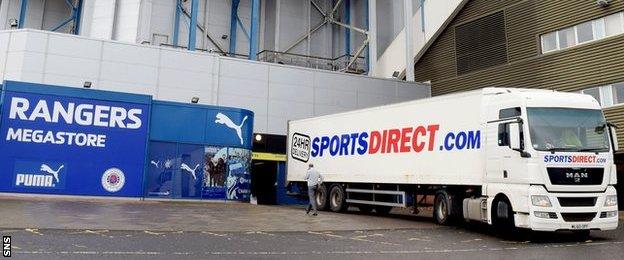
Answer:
[329,185,348,212]
[315,184,329,211]
[374,206,392,215]
[492,197,515,233]
[434,192,452,225]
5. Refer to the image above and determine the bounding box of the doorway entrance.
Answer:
[251,160,278,205]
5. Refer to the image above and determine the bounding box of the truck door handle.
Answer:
[503,170,508,178]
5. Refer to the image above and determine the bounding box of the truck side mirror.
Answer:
[608,123,619,152]
[509,123,521,150]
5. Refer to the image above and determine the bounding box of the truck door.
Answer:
[486,107,522,183]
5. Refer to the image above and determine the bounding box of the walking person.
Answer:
[305,163,323,216]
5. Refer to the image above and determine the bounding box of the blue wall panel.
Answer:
[149,101,254,150]
[0,81,254,201]
[0,81,151,197]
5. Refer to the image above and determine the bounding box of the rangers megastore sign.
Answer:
[0,82,149,197]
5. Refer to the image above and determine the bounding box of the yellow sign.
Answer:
[252,152,286,162]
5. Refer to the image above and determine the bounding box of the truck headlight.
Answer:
[604,195,618,207]
[531,195,552,207]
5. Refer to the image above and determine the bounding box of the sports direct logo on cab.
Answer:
[291,124,481,162]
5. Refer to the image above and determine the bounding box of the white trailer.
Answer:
[286,88,619,236]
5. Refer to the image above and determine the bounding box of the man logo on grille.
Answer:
[566,172,588,183]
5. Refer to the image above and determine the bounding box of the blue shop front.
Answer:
[0,81,253,201]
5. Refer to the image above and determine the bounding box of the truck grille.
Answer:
[557,197,597,207]
[561,212,596,222]
[547,168,603,185]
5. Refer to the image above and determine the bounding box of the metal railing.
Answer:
[153,43,366,74]
[257,50,366,74]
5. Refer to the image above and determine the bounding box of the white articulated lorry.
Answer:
[286,88,619,236]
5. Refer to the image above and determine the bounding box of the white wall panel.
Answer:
[0,32,11,72]
[219,76,268,98]
[47,34,102,58]
[268,100,313,119]
[157,68,213,91]
[9,30,47,52]
[99,61,158,85]
[44,54,99,79]
[267,116,289,134]
[218,93,268,116]
[159,49,214,73]
[99,79,156,95]
[268,82,314,103]
[0,30,430,136]
[220,58,268,80]
[268,65,313,86]
[42,73,98,88]
[314,87,357,108]
[102,41,159,65]
[156,86,209,104]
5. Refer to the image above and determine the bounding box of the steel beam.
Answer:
[404,0,414,81]
[173,0,181,45]
[283,20,327,54]
[229,0,240,55]
[74,0,83,34]
[18,0,28,28]
[249,0,261,60]
[179,4,226,53]
[420,0,425,31]
[367,0,377,75]
[188,0,199,50]
[331,0,343,16]
[344,0,350,55]
[49,0,83,34]
[310,0,326,17]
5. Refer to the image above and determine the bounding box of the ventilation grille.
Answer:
[558,197,597,207]
[455,11,508,74]
[561,212,596,222]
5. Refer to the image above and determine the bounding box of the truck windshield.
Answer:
[526,108,610,152]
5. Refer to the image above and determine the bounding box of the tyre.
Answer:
[433,192,452,225]
[315,184,329,211]
[492,196,515,234]
[374,206,392,215]
[329,185,348,212]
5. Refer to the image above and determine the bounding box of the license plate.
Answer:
[571,224,589,229]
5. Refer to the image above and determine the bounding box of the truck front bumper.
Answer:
[514,185,619,232]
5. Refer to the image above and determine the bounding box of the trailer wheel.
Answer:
[315,184,329,211]
[433,192,452,225]
[329,185,348,212]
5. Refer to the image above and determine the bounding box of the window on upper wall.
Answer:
[582,87,602,105]
[605,12,624,36]
[612,83,624,105]
[580,82,624,108]
[540,11,624,54]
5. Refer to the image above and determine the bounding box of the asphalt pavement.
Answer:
[0,196,622,259]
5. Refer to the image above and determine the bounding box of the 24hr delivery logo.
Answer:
[13,160,67,189]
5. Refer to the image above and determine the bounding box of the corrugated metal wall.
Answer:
[414,0,624,151]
